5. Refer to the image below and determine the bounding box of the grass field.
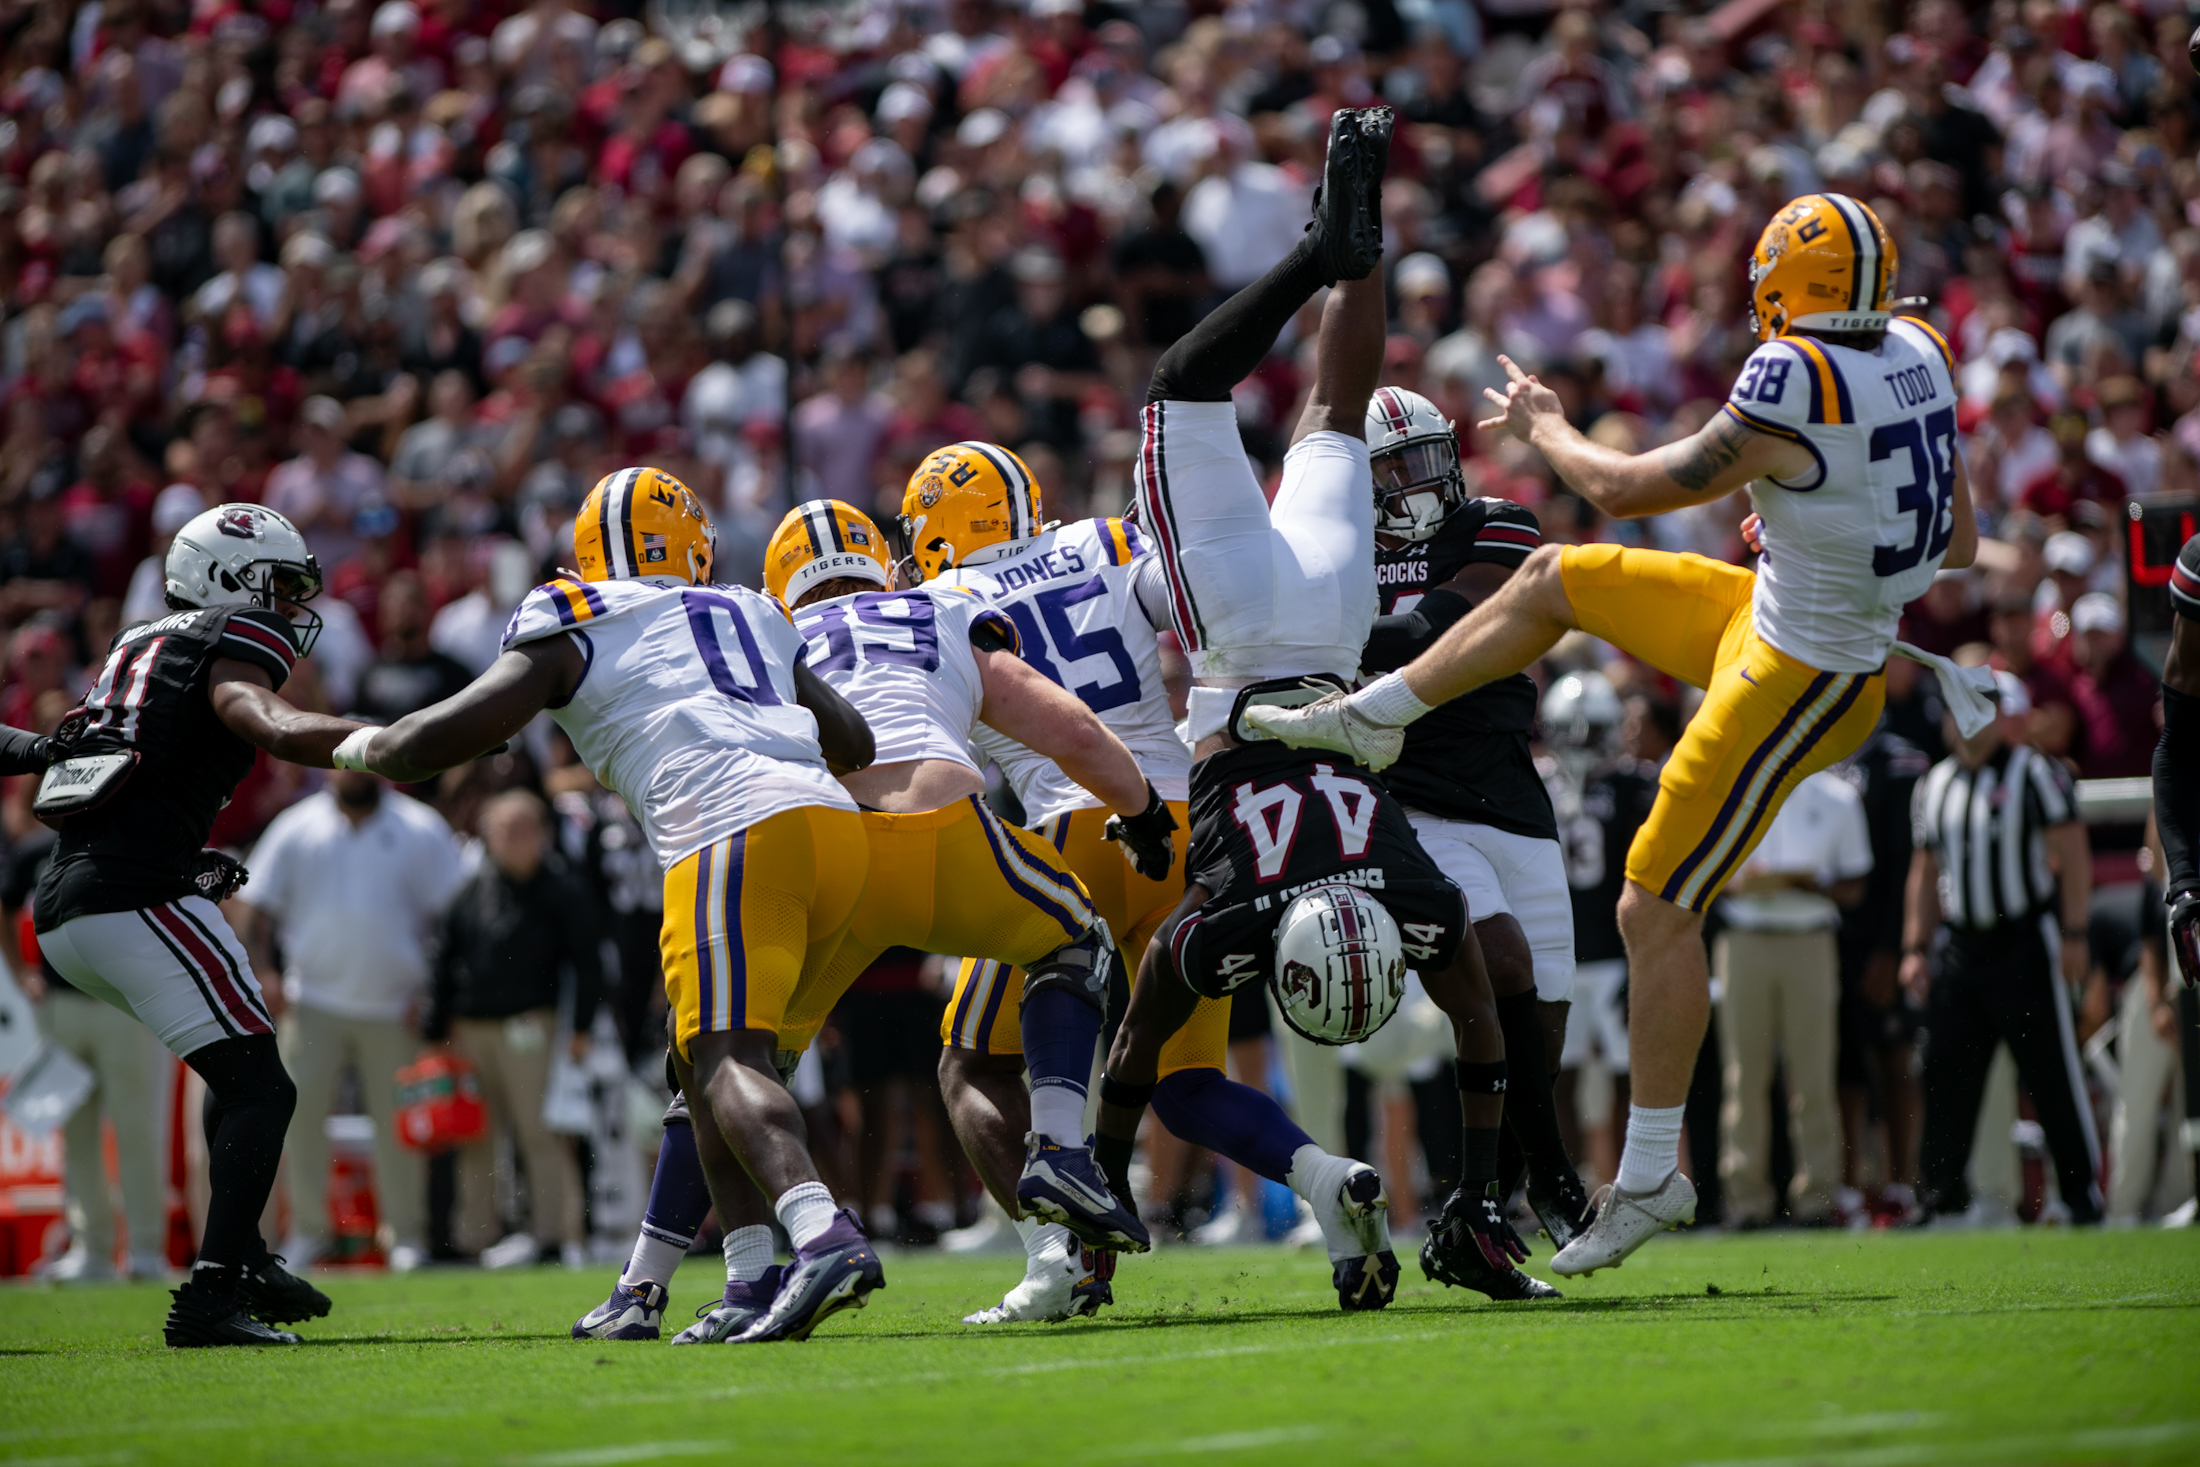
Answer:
[2,1228,2197,1466]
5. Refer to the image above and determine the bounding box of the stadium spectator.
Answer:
[423,789,601,1268]
[237,769,463,1273]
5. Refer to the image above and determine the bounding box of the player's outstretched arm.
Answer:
[794,661,875,775]
[975,648,1148,815]
[208,660,368,767]
[2155,610,2200,982]
[344,638,583,782]
[1477,355,1812,518]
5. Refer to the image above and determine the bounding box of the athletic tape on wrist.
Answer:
[331,727,378,771]
[1099,1073,1157,1111]
[1457,1060,1510,1095]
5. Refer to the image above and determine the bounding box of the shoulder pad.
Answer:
[216,606,300,686]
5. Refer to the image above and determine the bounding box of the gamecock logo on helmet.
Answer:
[216,508,259,539]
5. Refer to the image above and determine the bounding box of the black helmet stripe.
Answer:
[959,441,1032,539]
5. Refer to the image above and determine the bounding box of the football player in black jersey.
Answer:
[1361,384,1592,1254]
[2159,531,2200,986]
[31,504,374,1347]
[1095,109,1549,1308]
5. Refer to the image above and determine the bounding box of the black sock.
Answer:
[1146,238,1324,404]
[1409,1067,1463,1204]
[1496,1123,1526,1198]
[1461,1126,1501,1188]
[186,1035,297,1271]
[1495,991,1573,1181]
[1095,1130,1137,1208]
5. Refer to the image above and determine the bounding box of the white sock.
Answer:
[1615,1103,1686,1195]
[1029,1085,1087,1148]
[774,1181,839,1251]
[620,1226,690,1288]
[1350,671,1433,727]
[1021,1218,1072,1268]
[722,1224,776,1284]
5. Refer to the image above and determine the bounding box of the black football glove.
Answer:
[1104,783,1177,881]
[192,850,251,904]
[1446,1181,1532,1270]
[2171,889,2200,989]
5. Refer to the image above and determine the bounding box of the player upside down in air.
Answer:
[339,469,899,1344]
[1251,192,1980,1275]
[573,490,1173,1342]
[1093,104,1550,1307]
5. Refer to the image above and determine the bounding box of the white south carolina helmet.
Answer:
[1365,385,1466,542]
[1270,883,1408,1046]
[164,503,325,654]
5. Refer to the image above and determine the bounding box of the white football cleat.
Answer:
[1242,694,1404,771]
[962,1246,1098,1325]
[1550,1171,1696,1277]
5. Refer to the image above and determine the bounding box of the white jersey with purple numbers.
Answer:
[502,577,855,866]
[932,517,1190,824]
[1720,316,1963,674]
[790,586,1015,771]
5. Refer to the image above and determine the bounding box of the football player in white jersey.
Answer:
[1249,192,1980,1275]
[763,498,1175,1261]
[901,440,1206,1322]
[335,468,897,1344]
[1093,105,1552,1309]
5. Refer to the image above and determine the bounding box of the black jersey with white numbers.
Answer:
[1563,758,1661,965]
[1370,497,1555,840]
[36,605,299,929]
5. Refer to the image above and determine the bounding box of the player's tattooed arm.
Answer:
[1661,411,1756,494]
[1478,354,1809,517]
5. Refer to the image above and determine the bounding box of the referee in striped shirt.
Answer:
[1900,671,2103,1224]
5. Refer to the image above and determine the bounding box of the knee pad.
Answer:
[1021,919,1115,1012]
[662,1088,690,1129]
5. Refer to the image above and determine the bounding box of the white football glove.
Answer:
[1242,692,1405,771]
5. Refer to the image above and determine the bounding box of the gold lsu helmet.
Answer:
[1747,193,1900,344]
[574,466,716,585]
[898,441,1043,584]
[764,499,894,608]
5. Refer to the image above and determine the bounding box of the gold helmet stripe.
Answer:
[1824,193,1879,312]
[959,440,1033,540]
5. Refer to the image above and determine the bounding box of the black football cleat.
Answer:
[1305,107,1392,284]
[236,1249,332,1325]
[733,1211,885,1343]
[1421,1187,1562,1302]
[1526,1168,1595,1252]
[165,1273,303,1348]
[1333,1250,1401,1311]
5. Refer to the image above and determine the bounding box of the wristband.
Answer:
[331,727,378,771]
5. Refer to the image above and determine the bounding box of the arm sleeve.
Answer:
[1361,587,1472,675]
[0,724,48,777]
[217,608,300,689]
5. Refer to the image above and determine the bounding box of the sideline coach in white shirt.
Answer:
[1714,767,1872,1227]
[236,768,463,1269]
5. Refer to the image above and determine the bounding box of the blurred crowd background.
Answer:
[0,0,2194,1276]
